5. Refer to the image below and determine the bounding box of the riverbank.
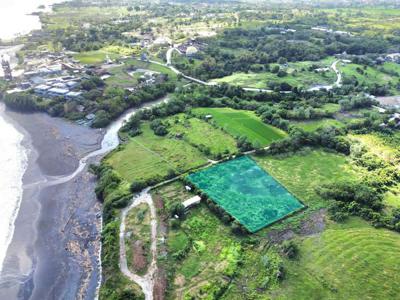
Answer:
[0,107,104,300]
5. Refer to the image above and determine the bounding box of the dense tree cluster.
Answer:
[176,27,393,80]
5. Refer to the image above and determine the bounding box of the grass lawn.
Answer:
[105,64,136,87]
[187,156,304,232]
[125,203,151,275]
[211,59,336,89]
[193,107,287,147]
[104,59,178,88]
[295,118,345,132]
[273,218,400,299]
[106,123,208,183]
[254,149,360,212]
[166,114,238,158]
[129,59,178,79]
[74,49,121,65]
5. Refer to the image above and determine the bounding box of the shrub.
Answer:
[281,240,299,259]
[130,180,146,193]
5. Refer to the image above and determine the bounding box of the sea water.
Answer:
[0,0,65,40]
[0,0,67,275]
[0,104,28,274]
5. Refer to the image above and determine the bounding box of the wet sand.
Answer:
[0,109,104,300]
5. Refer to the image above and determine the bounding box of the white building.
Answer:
[182,195,201,209]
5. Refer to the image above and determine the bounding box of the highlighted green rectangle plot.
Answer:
[187,156,304,232]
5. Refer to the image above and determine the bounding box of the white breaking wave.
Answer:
[0,105,29,275]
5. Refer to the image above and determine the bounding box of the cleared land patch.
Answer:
[187,156,304,232]
[193,107,287,146]
[125,203,151,275]
[106,123,208,183]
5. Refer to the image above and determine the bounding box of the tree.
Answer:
[169,203,185,218]
[278,57,288,65]
[92,110,111,128]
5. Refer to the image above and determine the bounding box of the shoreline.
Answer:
[0,107,104,299]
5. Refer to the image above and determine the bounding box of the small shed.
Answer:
[182,195,201,209]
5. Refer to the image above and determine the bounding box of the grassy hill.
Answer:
[273,218,400,300]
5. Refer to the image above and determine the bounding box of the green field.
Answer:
[254,149,360,213]
[187,156,304,232]
[128,59,178,78]
[295,118,345,132]
[104,59,178,87]
[166,114,238,158]
[274,218,400,299]
[211,59,336,89]
[193,107,287,146]
[106,123,208,183]
[74,49,122,65]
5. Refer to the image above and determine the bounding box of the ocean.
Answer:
[0,0,65,40]
[0,0,65,275]
[0,105,28,274]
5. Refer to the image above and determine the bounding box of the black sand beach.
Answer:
[0,108,104,300]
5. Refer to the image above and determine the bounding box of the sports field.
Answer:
[187,156,304,232]
[193,107,287,146]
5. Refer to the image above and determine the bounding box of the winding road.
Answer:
[307,60,342,92]
[119,189,158,300]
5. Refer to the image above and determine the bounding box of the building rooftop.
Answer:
[48,87,69,95]
[35,84,51,90]
[182,195,201,209]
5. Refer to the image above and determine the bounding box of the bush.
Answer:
[130,181,146,193]
[281,240,299,259]
[3,93,39,112]
[92,110,111,128]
